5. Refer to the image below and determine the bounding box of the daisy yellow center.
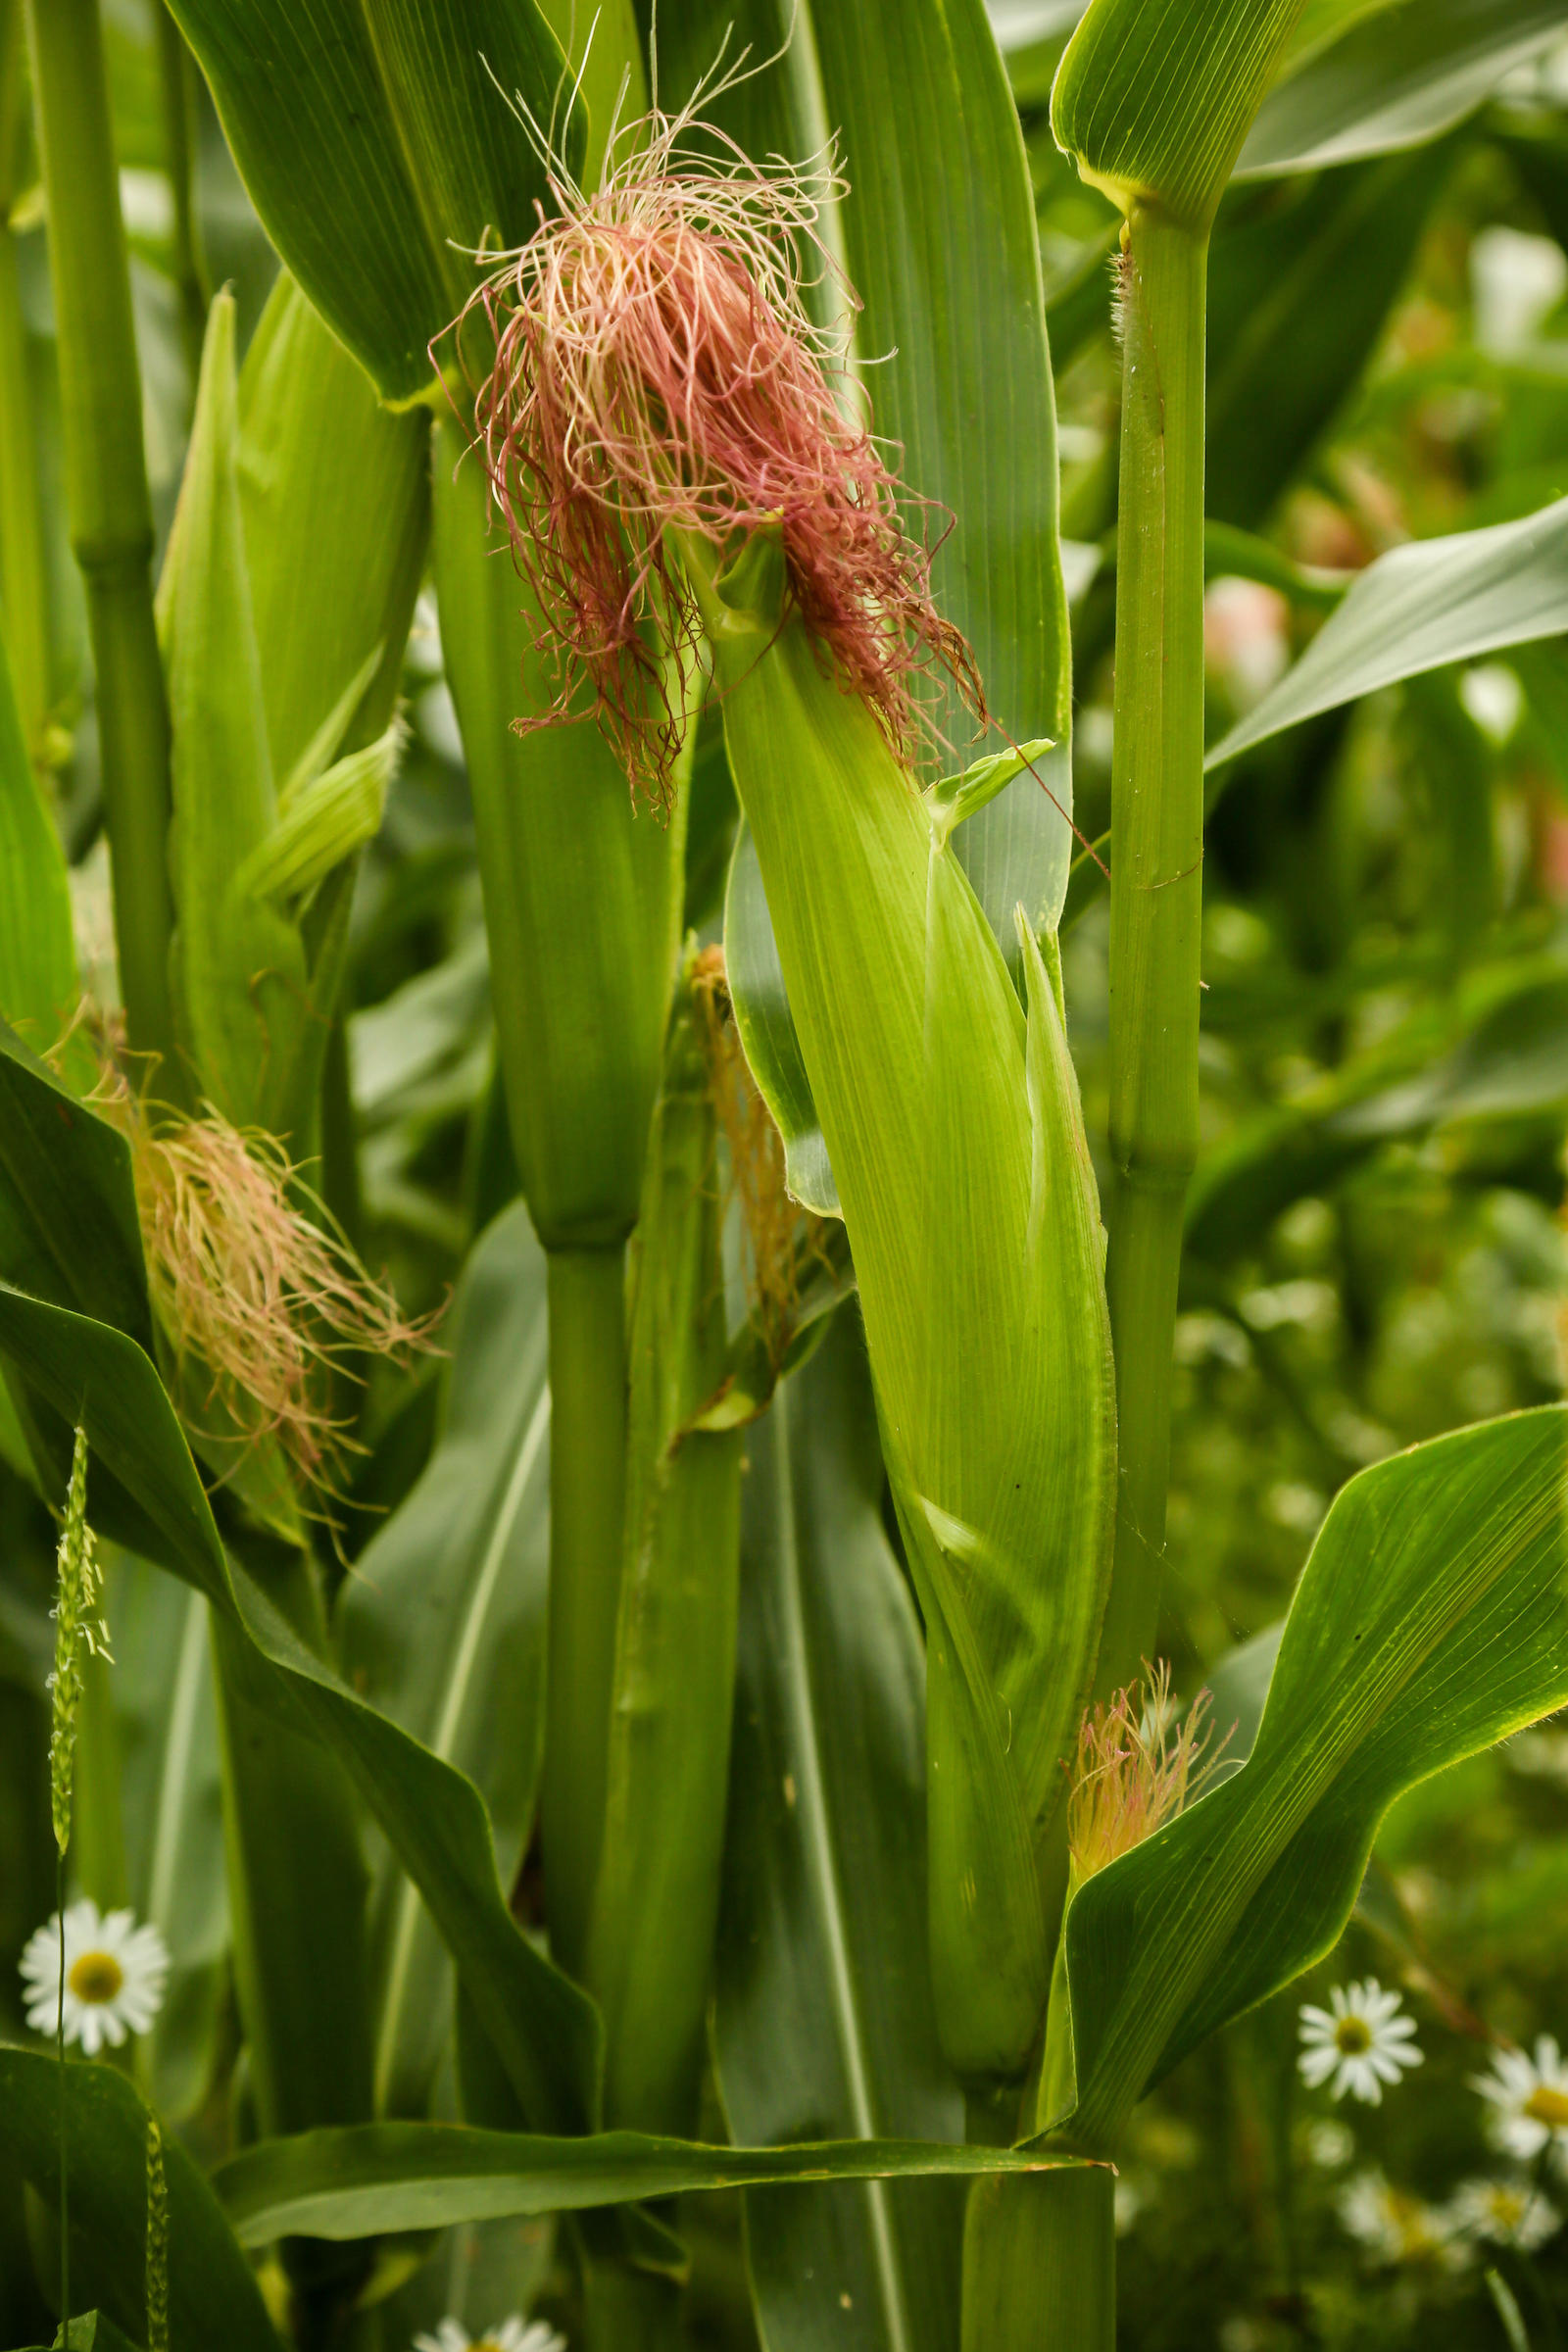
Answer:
[68,1949,124,2005]
[1333,2017,1372,2056]
[1524,2084,1568,2129]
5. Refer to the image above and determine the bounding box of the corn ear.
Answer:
[583,949,744,2132]
[705,532,1115,2082]
[158,291,310,1134]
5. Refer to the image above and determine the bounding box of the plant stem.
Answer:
[541,1244,629,1982]
[56,1843,68,2344]
[24,0,183,1096]
[1100,204,1207,1695]
[0,0,49,768]
[961,2169,1115,2350]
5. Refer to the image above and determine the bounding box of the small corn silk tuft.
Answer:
[690,943,814,1368]
[450,66,983,798]
[101,1077,436,1491]
[1068,1661,1230,1886]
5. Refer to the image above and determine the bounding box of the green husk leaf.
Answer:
[236,721,404,906]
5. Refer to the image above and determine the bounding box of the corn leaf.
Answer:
[0,624,76,1054]
[213,2123,1077,2247]
[1040,1406,1568,2151]
[1052,0,1308,230]
[0,1046,598,2133]
[1208,495,1568,768]
[338,1200,551,2120]
[0,2047,279,2352]
[163,0,580,403]
[115,1563,227,2122]
[0,1024,152,1351]
[714,1314,965,2352]
[1207,144,1453,530]
[1238,0,1568,178]
[662,0,1075,965]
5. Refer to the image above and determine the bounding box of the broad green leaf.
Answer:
[338,1200,551,2120]
[236,271,430,778]
[0,2047,280,2352]
[26,2316,147,2352]
[0,1215,598,2137]
[724,822,839,1219]
[662,0,1075,966]
[164,0,580,402]
[1039,1407,1568,2151]
[214,2122,1075,2246]
[808,0,1075,954]
[1207,145,1453,530]
[1238,0,1568,178]
[0,1026,151,1352]
[115,1561,227,2120]
[714,1316,965,2352]
[1052,0,1308,232]
[1207,495,1568,769]
[0,622,75,1054]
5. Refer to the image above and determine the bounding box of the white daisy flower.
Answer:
[413,2320,564,2352]
[1444,2176,1563,2253]
[1472,2035,1568,2171]
[1337,2171,1467,2269]
[1298,1979,1423,2105]
[19,1900,169,2057]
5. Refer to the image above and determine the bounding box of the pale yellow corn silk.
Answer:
[95,1070,437,1490]
[690,943,830,1370]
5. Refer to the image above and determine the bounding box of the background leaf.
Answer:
[714,1315,965,2352]
[1207,496,1568,769]
[0,2046,280,2352]
[214,2121,1074,2246]
[1046,1407,1568,2151]
[339,1200,551,2120]
[164,0,580,401]
[1238,0,1568,177]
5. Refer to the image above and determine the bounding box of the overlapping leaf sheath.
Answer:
[583,952,743,2133]
[701,534,1115,2084]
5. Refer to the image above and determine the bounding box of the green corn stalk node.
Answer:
[699,529,1115,2088]
[157,289,417,1148]
[583,950,744,2137]
[431,416,689,1983]
[1051,0,1310,1700]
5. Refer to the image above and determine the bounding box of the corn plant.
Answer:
[2,1,1568,2349]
